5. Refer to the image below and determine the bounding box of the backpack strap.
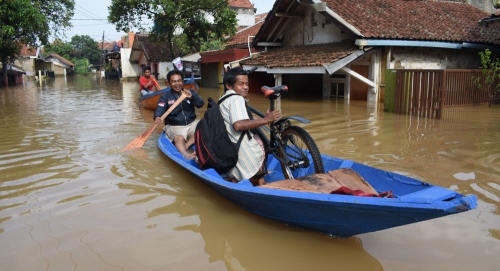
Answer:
[218,93,268,175]
[218,93,252,140]
[217,93,238,104]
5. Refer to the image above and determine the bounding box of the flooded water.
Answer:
[0,75,498,271]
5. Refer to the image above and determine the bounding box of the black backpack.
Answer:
[195,94,250,174]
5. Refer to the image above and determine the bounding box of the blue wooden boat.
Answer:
[157,132,477,237]
[138,76,199,111]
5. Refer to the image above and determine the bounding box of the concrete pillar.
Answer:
[322,73,330,98]
[367,52,381,103]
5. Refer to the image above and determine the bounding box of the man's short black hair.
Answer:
[142,66,151,73]
[167,69,184,83]
[223,67,248,90]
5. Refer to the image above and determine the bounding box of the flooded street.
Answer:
[0,75,499,271]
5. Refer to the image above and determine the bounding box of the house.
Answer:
[14,44,44,79]
[0,64,25,86]
[233,0,500,105]
[181,53,202,78]
[97,41,119,54]
[127,33,179,80]
[228,0,257,27]
[42,53,75,76]
[200,15,267,88]
[197,0,268,88]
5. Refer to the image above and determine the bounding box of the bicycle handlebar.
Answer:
[261,85,288,98]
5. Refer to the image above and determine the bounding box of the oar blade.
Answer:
[122,123,158,152]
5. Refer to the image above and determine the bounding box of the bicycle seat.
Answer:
[261,85,288,98]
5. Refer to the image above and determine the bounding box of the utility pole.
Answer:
[100,31,104,83]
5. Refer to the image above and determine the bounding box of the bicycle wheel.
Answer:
[278,126,324,179]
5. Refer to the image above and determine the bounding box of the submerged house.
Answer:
[14,44,44,79]
[200,0,269,88]
[42,53,75,76]
[129,33,179,81]
[235,0,500,106]
[200,20,266,88]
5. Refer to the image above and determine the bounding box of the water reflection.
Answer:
[133,158,383,271]
[0,76,499,270]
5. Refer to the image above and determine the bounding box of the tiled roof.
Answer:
[97,41,116,51]
[255,13,268,23]
[135,35,179,62]
[228,0,253,9]
[19,44,37,57]
[324,0,500,45]
[227,21,264,47]
[48,53,75,66]
[241,40,360,68]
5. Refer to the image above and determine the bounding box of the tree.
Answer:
[473,49,500,106]
[0,0,74,86]
[43,39,75,61]
[70,35,101,64]
[108,0,237,58]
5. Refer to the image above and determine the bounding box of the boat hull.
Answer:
[157,132,477,237]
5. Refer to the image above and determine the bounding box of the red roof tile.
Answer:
[241,40,360,68]
[228,0,253,9]
[255,13,268,23]
[97,41,117,51]
[19,44,37,57]
[227,21,264,47]
[324,0,500,45]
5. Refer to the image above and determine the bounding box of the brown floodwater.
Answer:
[0,75,498,271]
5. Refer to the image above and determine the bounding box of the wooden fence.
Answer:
[443,70,490,107]
[395,69,490,119]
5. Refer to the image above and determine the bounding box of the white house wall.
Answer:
[15,58,35,77]
[158,62,175,80]
[121,48,140,78]
[232,7,255,26]
[388,47,480,70]
[283,8,347,46]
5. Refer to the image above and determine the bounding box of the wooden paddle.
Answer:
[152,78,162,90]
[122,92,187,152]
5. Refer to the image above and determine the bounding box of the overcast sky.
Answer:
[61,0,275,43]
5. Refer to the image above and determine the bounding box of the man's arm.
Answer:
[189,89,204,108]
[233,109,281,131]
[153,94,168,123]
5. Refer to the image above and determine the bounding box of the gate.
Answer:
[395,70,444,119]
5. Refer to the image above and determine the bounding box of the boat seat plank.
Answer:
[340,160,354,168]
[398,186,456,203]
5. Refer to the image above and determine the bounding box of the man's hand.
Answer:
[264,109,282,124]
[182,89,192,99]
[154,116,162,124]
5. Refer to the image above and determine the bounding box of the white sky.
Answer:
[60,0,275,43]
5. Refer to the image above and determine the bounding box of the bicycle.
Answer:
[248,85,325,180]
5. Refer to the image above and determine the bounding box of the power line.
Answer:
[75,4,107,20]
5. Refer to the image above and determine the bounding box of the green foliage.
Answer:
[493,0,500,9]
[43,39,74,58]
[200,33,227,52]
[108,0,237,58]
[44,36,101,67]
[473,49,500,105]
[75,58,89,74]
[0,0,74,82]
[70,35,101,64]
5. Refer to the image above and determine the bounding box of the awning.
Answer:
[241,40,372,74]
